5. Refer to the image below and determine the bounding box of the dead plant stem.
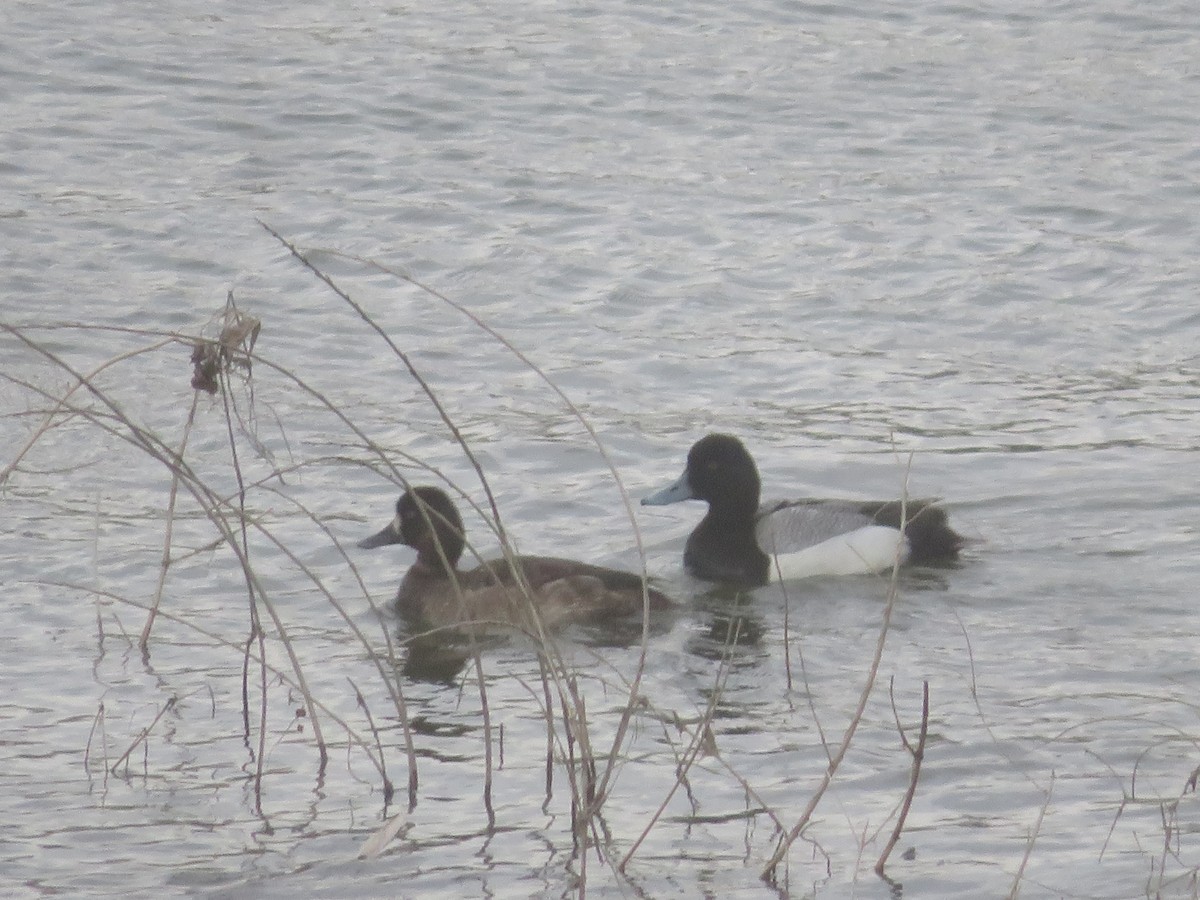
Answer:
[874,678,930,877]
[760,458,913,882]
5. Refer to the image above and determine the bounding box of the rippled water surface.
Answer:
[4,0,1200,896]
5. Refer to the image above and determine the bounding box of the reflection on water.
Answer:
[687,592,770,663]
[400,633,484,685]
[395,606,678,683]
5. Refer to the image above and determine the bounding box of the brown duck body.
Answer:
[361,486,670,634]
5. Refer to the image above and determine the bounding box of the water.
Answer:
[3,0,1200,896]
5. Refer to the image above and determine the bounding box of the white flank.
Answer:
[765,525,910,581]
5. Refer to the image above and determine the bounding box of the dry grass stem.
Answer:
[874,678,930,878]
[1008,771,1054,900]
[760,458,914,883]
[109,696,178,776]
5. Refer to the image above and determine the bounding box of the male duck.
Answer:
[641,433,963,586]
[360,486,671,633]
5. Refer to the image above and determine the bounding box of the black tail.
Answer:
[859,500,963,563]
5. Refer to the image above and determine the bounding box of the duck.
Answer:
[359,485,671,634]
[641,433,963,586]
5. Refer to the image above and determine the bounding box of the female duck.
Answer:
[360,486,671,633]
[641,434,962,586]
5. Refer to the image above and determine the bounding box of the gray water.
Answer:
[4,0,1200,896]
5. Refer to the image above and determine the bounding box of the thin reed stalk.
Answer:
[619,616,741,871]
[874,678,930,878]
[108,696,178,776]
[1008,772,1054,900]
[140,391,199,651]
[760,456,915,883]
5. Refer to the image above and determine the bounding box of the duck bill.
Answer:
[641,471,696,506]
[358,520,402,549]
